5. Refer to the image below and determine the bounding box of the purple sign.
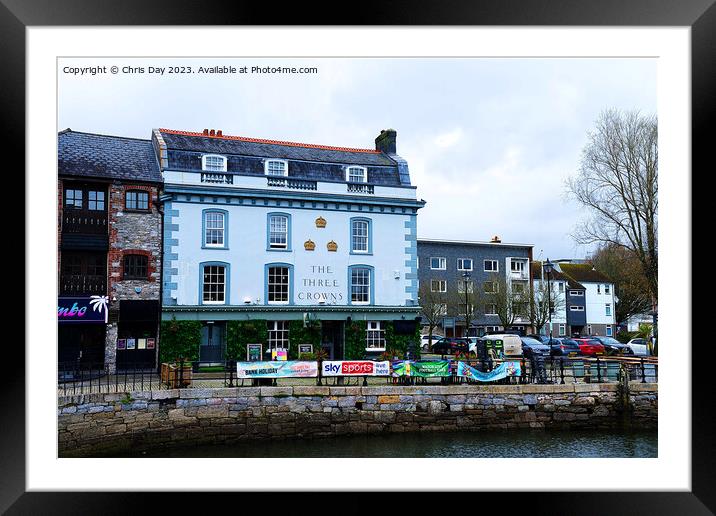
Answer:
[57,296,109,323]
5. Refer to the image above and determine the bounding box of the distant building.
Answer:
[417,238,533,337]
[58,130,163,372]
[555,261,617,337]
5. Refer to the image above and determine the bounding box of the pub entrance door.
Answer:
[320,321,344,360]
[200,322,225,363]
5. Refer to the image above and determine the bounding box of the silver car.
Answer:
[627,338,650,356]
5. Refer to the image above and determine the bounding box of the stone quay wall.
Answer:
[58,383,657,456]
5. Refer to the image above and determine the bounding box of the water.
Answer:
[127,429,657,458]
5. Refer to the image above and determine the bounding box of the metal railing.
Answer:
[201,172,233,184]
[59,274,107,296]
[347,183,374,194]
[62,209,108,234]
[266,177,318,190]
[58,356,658,395]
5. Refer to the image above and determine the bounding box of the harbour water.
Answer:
[124,429,657,458]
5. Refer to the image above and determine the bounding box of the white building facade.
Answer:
[155,128,424,360]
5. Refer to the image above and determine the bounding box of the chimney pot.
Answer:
[490,235,501,243]
[210,129,216,136]
[375,128,397,154]
[216,130,223,136]
[203,129,209,136]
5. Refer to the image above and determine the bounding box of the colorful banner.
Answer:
[391,360,450,378]
[322,361,390,377]
[236,360,318,379]
[57,296,109,323]
[456,361,522,382]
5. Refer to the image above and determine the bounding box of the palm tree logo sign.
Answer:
[89,295,109,323]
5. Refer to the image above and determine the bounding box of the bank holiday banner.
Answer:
[236,361,318,379]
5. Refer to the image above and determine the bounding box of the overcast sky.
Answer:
[58,57,656,260]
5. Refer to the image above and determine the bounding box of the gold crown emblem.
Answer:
[315,216,327,228]
[304,239,316,251]
[327,240,338,252]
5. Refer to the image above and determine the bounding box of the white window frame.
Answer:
[431,280,447,293]
[350,267,371,305]
[457,280,474,294]
[267,266,290,305]
[268,321,290,351]
[346,166,367,183]
[605,284,611,294]
[437,303,448,316]
[484,260,499,272]
[366,321,386,351]
[558,282,564,292]
[558,324,566,336]
[268,215,289,249]
[202,154,227,172]
[484,281,499,294]
[204,211,226,247]
[597,284,601,294]
[265,159,288,177]
[588,325,592,334]
[351,219,369,253]
[510,259,526,272]
[485,304,498,315]
[569,305,585,311]
[430,257,446,270]
[569,290,584,296]
[605,304,612,316]
[202,265,226,305]
[606,325,613,337]
[457,258,473,271]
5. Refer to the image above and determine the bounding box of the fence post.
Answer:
[640,357,646,383]
[596,357,602,383]
[317,358,323,386]
[228,360,234,387]
[560,358,565,385]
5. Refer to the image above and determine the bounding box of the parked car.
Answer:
[573,337,606,356]
[519,336,551,359]
[420,334,440,352]
[549,338,582,357]
[431,337,469,355]
[590,336,634,356]
[626,338,650,356]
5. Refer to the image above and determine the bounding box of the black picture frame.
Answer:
[5,0,709,512]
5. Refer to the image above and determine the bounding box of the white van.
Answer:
[483,334,523,359]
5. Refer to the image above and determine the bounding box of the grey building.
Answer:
[417,237,533,337]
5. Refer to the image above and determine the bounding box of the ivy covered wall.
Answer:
[159,319,201,363]
[226,320,268,361]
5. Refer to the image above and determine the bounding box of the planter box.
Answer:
[160,362,193,388]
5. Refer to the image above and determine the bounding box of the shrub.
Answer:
[159,318,201,363]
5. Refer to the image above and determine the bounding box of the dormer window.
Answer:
[346,166,367,183]
[265,159,288,177]
[202,154,227,172]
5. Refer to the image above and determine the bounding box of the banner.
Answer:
[236,361,318,379]
[322,361,390,377]
[391,360,450,378]
[456,361,522,382]
[57,296,108,323]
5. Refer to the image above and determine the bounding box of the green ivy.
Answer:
[287,319,321,360]
[159,318,201,363]
[344,320,367,360]
[226,319,268,360]
[384,321,422,359]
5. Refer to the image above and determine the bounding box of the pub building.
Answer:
[155,127,425,360]
[58,130,163,372]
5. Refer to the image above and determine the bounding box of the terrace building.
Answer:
[531,261,586,338]
[155,128,425,360]
[555,261,617,337]
[58,130,163,372]
[417,237,533,337]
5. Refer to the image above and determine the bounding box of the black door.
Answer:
[320,321,344,360]
[200,322,225,363]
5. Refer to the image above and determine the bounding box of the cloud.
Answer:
[433,128,464,148]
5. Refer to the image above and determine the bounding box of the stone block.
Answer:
[378,395,400,404]
[293,386,331,396]
[260,386,293,397]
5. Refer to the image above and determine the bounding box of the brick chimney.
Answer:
[490,235,502,243]
[375,129,397,154]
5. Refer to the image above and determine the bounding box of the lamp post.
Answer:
[462,271,471,339]
[543,259,554,346]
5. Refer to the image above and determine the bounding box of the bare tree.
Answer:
[529,278,565,334]
[566,109,658,309]
[484,273,530,331]
[418,281,451,344]
[589,243,652,327]
[455,273,487,337]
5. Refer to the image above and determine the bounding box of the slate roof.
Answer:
[532,261,586,290]
[58,129,162,183]
[557,263,612,285]
[158,129,398,168]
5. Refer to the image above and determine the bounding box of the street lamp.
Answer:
[462,271,471,339]
[543,259,554,346]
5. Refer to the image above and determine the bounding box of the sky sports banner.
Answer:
[322,361,391,377]
[456,361,522,382]
[236,361,318,379]
[391,360,450,378]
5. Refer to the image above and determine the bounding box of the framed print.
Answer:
[10,0,711,513]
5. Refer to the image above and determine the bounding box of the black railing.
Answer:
[58,356,658,394]
[62,209,108,234]
[59,274,107,296]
